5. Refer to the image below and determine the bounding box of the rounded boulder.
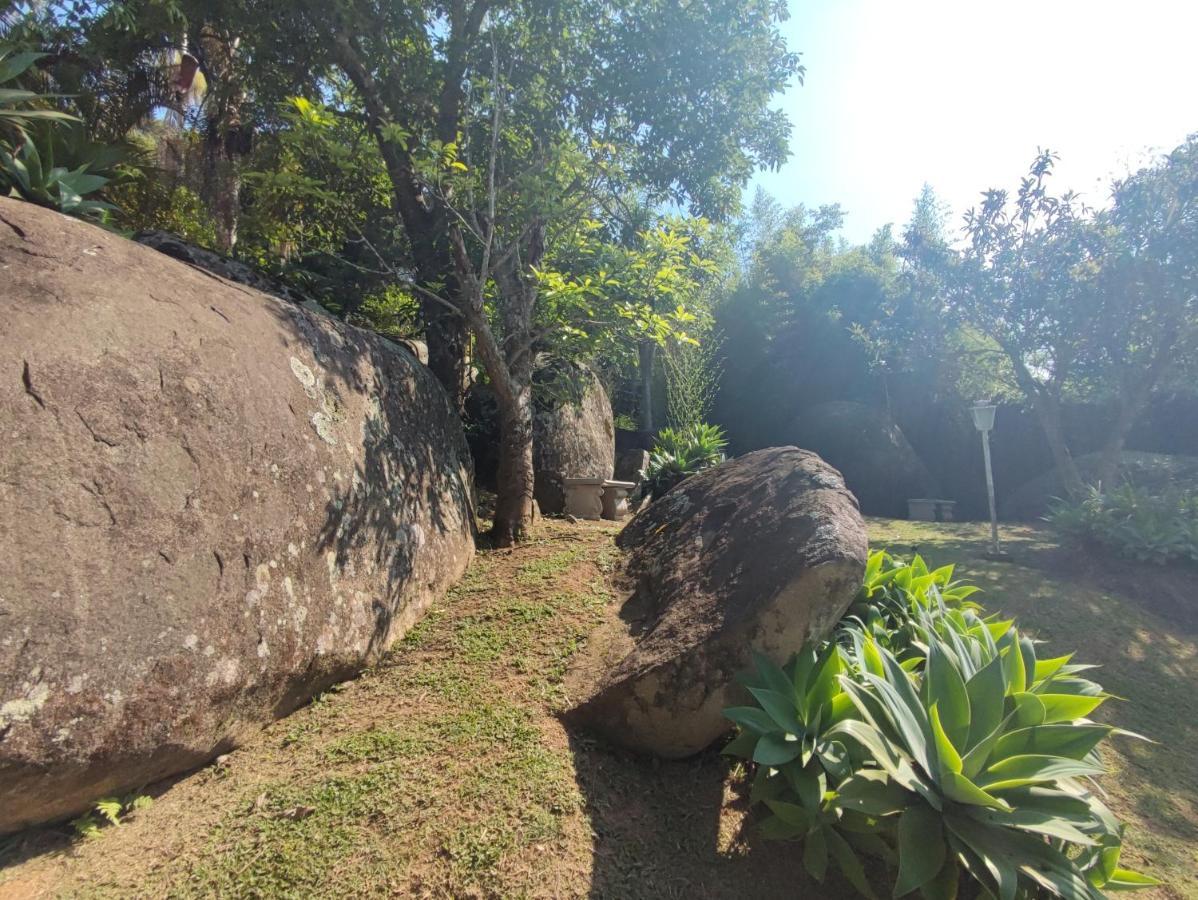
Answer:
[565,447,868,758]
[0,198,475,832]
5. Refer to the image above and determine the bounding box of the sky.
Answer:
[750,0,1198,245]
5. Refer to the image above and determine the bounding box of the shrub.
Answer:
[643,422,728,500]
[0,45,122,219]
[724,551,1156,899]
[1047,484,1198,565]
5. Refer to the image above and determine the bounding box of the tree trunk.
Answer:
[491,386,535,546]
[419,292,471,412]
[638,340,656,431]
[1031,392,1085,499]
[206,148,240,255]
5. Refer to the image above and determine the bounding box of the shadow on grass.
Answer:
[565,732,861,900]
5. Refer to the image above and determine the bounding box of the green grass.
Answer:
[152,529,607,899]
[10,517,1192,899]
[869,517,1198,899]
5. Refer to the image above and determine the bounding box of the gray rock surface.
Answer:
[532,360,615,514]
[566,447,867,758]
[0,198,475,832]
[789,400,939,517]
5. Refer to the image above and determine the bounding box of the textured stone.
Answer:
[466,360,615,510]
[566,447,867,758]
[615,448,650,485]
[532,360,615,514]
[0,198,475,832]
[789,400,939,517]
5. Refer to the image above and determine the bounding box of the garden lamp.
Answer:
[971,403,1001,555]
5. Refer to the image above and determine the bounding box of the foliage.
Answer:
[1047,484,1198,566]
[724,550,1156,899]
[643,422,728,500]
[70,793,153,839]
[663,330,725,430]
[0,44,121,218]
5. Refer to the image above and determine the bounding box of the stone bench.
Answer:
[564,478,637,521]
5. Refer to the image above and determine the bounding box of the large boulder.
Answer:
[135,229,315,308]
[0,198,475,833]
[566,447,868,758]
[532,360,615,514]
[789,400,939,517]
[466,359,615,511]
[1002,451,1198,520]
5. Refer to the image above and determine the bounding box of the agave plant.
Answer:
[841,551,984,660]
[643,422,728,499]
[724,646,884,897]
[830,625,1154,898]
[724,550,1157,899]
[1,44,119,218]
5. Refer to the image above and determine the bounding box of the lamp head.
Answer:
[971,403,997,432]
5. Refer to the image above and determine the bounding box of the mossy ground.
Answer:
[1,517,1194,898]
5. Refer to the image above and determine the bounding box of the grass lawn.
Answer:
[1,516,1194,898]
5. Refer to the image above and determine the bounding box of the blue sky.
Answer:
[750,0,1198,244]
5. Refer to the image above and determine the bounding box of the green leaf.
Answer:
[784,764,823,813]
[827,826,878,899]
[803,825,828,881]
[806,643,845,720]
[1038,693,1107,724]
[759,813,805,840]
[1104,868,1161,890]
[925,642,971,750]
[980,754,1106,792]
[929,704,963,775]
[747,686,804,736]
[835,770,913,817]
[753,732,802,766]
[724,706,780,735]
[964,656,1006,753]
[940,771,1010,811]
[894,804,946,897]
[1001,640,1026,696]
[720,729,758,759]
[991,724,1111,762]
[919,858,960,900]
[1010,692,1046,728]
[94,798,122,826]
[765,799,813,831]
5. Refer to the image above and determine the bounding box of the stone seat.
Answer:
[600,479,636,521]
[564,478,637,521]
[564,477,606,519]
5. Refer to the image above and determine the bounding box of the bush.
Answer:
[1047,483,1198,565]
[1,46,123,219]
[723,551,1156,899]
[643,422,728,500]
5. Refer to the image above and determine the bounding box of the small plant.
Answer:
[71,793,152,839]
[0,44,122,219]
[724,550,1157,899]
[643,422,728,499]
[1047,483,1198,565]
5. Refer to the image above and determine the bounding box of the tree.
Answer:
[278,1,799,543]
[950,151,1101,497]
[947,145,1198,497]
[1089,135,1198,487]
